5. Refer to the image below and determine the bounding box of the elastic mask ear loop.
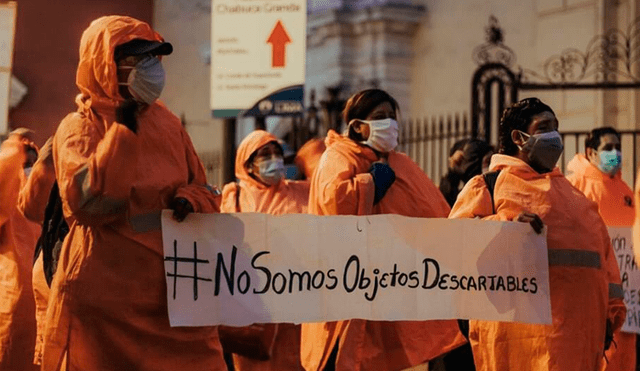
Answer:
[516,131,529,151]
[117,66,135,86]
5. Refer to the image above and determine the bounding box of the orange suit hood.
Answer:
[566,154,634,226]
[222,130,309,215]
[75,15,164,113]
[234,130,279,189]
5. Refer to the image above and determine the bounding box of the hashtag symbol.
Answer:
[165,240,213,300]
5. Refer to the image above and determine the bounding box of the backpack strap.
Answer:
[482,170,501,214]
[235,181,241,213]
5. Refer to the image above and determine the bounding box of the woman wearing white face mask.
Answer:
[301,89,466,371]
[219,130,309,371]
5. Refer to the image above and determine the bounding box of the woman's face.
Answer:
[511,110,558,147]
[248,142,283,174]
[116,53,155,99]
[353,101,397,139]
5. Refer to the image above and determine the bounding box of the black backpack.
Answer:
[483,170,501,213]
[33,181,68,287]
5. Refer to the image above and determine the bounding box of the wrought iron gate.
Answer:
[471,16,640,178]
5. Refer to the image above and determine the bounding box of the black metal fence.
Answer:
[398,114,472,184]
[399,114,640,188]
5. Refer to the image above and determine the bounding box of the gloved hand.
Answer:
[115,98,139,133]
[38,137,54,169]
[369,162,396,204]
[604,319,614,351]
[171,197,194,222]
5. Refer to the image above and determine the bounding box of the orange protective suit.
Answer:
[635,170,640,262]
[450,154,626,371]
[294,138,326,179]
[41,16,225,371]
[0,134,41,371]
[221,130,308,371]
[301,130,466,371]
[17,138,57,366]
[567,154,636,371]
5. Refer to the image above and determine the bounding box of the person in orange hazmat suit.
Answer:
[566,127,636,371]
[40,15,225,371]
[300,88,466,371]
[17,136,56,366]
[294,138,326,180]
[220,129,309,371]
[0,128,41,371]
[450,97,626,371]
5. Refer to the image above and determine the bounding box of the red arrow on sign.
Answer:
[267,20,291,68]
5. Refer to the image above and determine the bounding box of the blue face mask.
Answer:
[598,149,622,175]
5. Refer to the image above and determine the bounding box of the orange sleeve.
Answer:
[599,218,626,331]
[311,149,374,216]
[220,182,239,213]
[0,144,25,227]
[173,127,220,214]
[449,175,495,219]
[54,114,138,226]
[634,170,640,262]
[17,150,56,224]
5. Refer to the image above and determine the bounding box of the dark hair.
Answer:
[498,97,555,155]
[449,139,469,157]
[585,127,620,153]
[342,89,399,141]
[460,139,493,182]
[245,140,283,169]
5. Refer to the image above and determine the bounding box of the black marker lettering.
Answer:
[326,269,338,289]
[422,258,440,289]
[272,272,287,294]
[215,245,237,295]
[344,256,359,293]
[289,270,312,293]
[312,270,325,289]
[251,251,271,294]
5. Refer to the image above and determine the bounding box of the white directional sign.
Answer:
[210,0,306,117]
[0,2,16,135]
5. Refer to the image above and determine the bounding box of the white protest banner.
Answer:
[0,2,16,135]
[609,227,640,334]
[161,211,551,327]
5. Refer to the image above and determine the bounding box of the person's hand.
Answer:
[171,197,194,222]
[115,98,139,133]
[513,211,544,234]
[39,137,54,168]
[604,319,615,351]
[369,162,396,204]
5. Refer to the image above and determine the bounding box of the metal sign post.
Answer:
[0,2,16,136]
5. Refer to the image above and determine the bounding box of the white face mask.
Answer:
[118,55,165,104]
[257,157,285,186]
[352,118,399,153]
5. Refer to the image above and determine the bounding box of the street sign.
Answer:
[210,0,306,118]
[241,84,303,118]
[0,2,16,135]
